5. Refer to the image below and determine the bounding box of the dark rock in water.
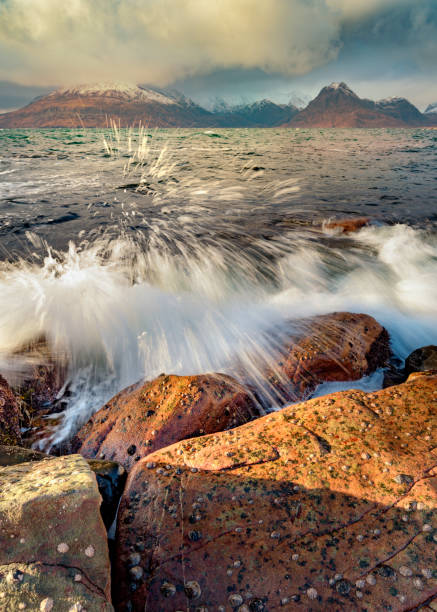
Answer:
[0,444,126,530]
[75,373,258,471]
[114,373,437,611]
[384,345,437,389]
[405,345,437,377]
[0,454,113,610]
[0,375,21,446]
[267,312,390,403]
[87,459,127,529]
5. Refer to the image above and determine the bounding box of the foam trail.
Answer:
[0,221,436,446]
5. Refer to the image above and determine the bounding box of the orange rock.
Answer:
[0,375,21,446]
[76,373,257,471]
[268,312,390,402]
[114,373,437,611]
[325,217,370,233]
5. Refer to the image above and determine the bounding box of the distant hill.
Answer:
[215,99,299,127]
[0,80,436,128]
[284,82,436,128]
[0,82,214,128]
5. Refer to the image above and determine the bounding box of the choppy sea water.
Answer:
[0,127,436,444]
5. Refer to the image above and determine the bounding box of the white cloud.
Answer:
[0,0,344,85]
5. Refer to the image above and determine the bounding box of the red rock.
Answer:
[0,375,21,446]
[324,217,370,233]
[76,373,257,471]
[268,312,390,401]
[114,373,437,611]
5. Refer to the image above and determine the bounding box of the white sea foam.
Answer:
[0,221,436,446]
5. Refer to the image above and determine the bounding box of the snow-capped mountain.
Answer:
[284,82,435,128]
[425,102,437,114]
[214,99,299,127]
[376,97,424,125]
[0,82,214,128]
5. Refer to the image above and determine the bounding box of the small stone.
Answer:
[40,599,54,612]
[57,542,69,553]
[292,553,299,561]
[361,453,371,460]
[421,568,433,579]
[69,605,84,612]
[18,604,26,610]
[399,566,413,577]
[184,581,201,599]
[228,594,244,607]
[270,531,281,539]
[130,566,143,580]
[160,582,176,597]
[128,552,141,566]
[394,474,413,485]
[413,578,423,590]
[355,580,365,589]
[84,545,95,557]
[306,587,318,600]
[366,574,376,585]
[74,574,82,582]
[423,524,432,532]
[356,591,363,599]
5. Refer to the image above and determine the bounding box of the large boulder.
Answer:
[0,454,113,611]
[114,372,437,611]
[75,373,257,471]
[0,375,21,446]
[268,312,390,402]
[0,445,126,531]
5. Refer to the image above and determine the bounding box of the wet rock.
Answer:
[114,374,437,611]
[0,445,126,531]
[0,454,113,610]
[268,312,390,401]
[0,375,21,446]
[324,217,370,233]
[87,460,127,529]
[405,345,437,377]
[75,373,257,470]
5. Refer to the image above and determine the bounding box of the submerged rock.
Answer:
[0,454,113,610]
[75,373,257,471]
[114,373,437,611]
[268,312,390,402]
[0,375,21,446]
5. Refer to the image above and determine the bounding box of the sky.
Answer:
[0,0,436,112]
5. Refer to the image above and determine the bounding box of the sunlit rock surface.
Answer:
[268,312,390,402]
[0,454,113,611]
[114,372,437,611]
[75,373,258,471]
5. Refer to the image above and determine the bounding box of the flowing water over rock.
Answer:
[0,127,436,445]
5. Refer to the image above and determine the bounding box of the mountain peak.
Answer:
[50,82,177,105]
[325,82,356,96]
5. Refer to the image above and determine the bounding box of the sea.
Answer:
[0,126,436,445]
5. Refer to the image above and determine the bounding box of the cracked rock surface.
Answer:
[114,372,437,611]
[75,373,257,471]
[0,454,113,611]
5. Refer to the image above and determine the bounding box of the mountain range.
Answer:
[0,81,436,128]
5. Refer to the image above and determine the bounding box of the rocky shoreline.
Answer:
[0,312,436,611]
